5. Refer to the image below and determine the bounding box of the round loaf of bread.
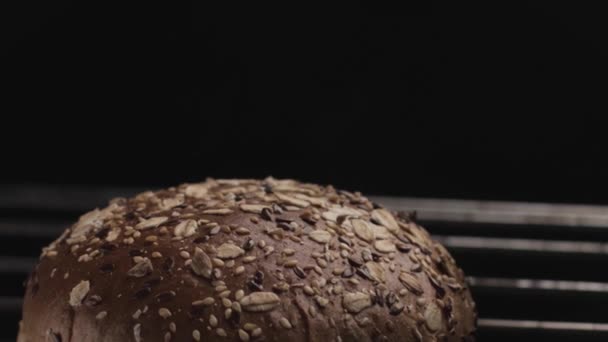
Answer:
[18,178,476,341]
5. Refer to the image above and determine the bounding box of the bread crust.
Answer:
[19,178,477,341]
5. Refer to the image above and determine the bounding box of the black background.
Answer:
[2,2,608,203]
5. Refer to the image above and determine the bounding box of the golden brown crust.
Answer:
[19,178,477,342]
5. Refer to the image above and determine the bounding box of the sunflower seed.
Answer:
[424,301,443,332]
[343,292,372,313]
[174,219,198,238]
[371,209,399,234]
[69,280,90,307]
[217,243,245,259]
[184,183,210,198]
[275,193,310,207]
[364,262,386,282]
[374,240,396,253]
[160,196,184,210]
[191,248,213,279]
[127,258,153,278]
[309,230,331,244]
[351,219,375,242]
[135,216,168,230]
[240,292,280,312]
[203,208,233,215]
[399,272,423,295]
[240,204,269,214]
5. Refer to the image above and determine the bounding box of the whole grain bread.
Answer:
[18,178,477,342]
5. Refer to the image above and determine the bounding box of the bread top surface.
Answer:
[18,178,477,342]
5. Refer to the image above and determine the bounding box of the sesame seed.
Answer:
[215,285,228,292]
[251,328,262,337]
[192,297,215,307]
[284,259,298,267]
[192,330,201,341]
[315,296,329,307]
[243,323,258,331]
[158,308,172,319]
[303,286,315,296]
[132,309,142,319]
[133,256,144,264]
[242,256,257,263]
[207,313,218,328]
[239,329,250,341]
[234,266,246,275]
[235,227,251,235]
[151,251,163,258]
[179,251,190,259]
[133,324,142,342]
[279,317,293,329]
